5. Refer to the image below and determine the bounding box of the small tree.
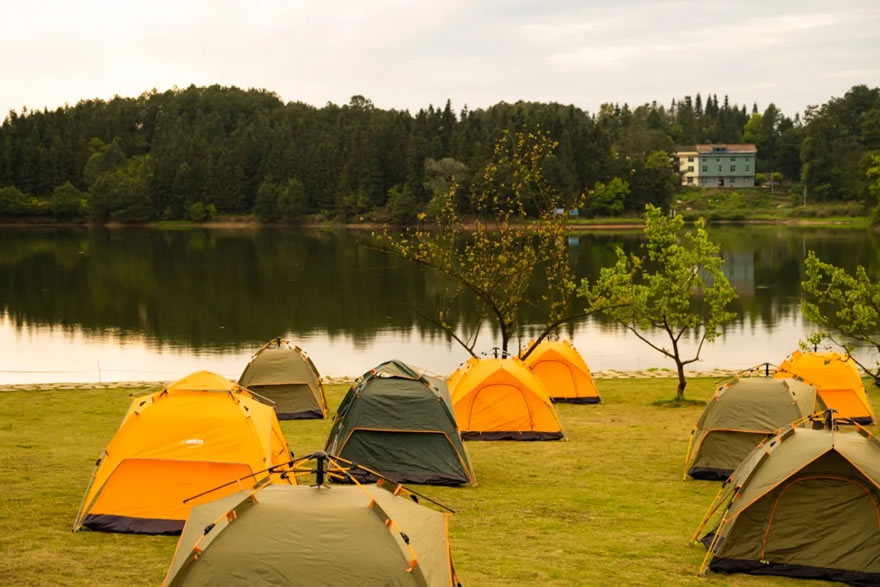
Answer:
[579,205,737,401]
[378,129,586,357]
[586,177,629,216]
[801,251,880,382]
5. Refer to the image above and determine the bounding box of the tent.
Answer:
[684,376,824,480]
[775,349,874,424]
[326,360,476,485]
[448,357,565,440]
[163,454,460,587]
[694,420,880,583]
[238,338,328,419]
[73,371,293,535]
[522,339,600,404]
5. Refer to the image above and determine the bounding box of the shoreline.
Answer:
[0,216,870,231]
[0,368,741,392]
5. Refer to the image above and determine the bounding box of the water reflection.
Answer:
[0,226,877,382]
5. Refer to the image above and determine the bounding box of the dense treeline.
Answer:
[0,84,878,222]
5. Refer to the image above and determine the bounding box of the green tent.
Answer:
[238,338,328,419]
[685,377,824,481]
[326,360,475,486]
[694,419,880,583]
[163,456,460,586]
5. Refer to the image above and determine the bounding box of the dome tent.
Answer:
[163,453,460,587]
[775,349,875,424]
[522,339,600,404]
[448,357,564,441]
[694,417,880,583]
[684,375,824,480]
[238,338,328,419]
[73,371,293,535]
[326,360,475,485]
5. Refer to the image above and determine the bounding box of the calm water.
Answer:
[1,226,878,383]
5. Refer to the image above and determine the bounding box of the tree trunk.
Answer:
[675,361,687,402]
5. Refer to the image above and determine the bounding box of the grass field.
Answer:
[0,378,856,586]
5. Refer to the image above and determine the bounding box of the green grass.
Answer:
[673,188,870,226]
[1,379,852,586]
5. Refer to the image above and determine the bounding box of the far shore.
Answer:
[0,368,748,392]
[0,216,871,231]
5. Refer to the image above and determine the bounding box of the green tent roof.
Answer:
[165,482,457,586]
[326,360,475,486]
[238,339,328,419]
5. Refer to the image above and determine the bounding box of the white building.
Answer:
[675,144,757,188]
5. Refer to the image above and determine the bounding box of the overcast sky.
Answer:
[2,0,879,120]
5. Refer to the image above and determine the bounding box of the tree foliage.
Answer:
[377,129,583,357]
[586,177,629,216]
[578,205,737,401]
[801,251,880,381]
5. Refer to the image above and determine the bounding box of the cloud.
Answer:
[0,0,878,119]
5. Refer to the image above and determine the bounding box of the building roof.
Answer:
[695,144,757,154]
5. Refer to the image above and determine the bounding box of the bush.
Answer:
[386,184,419,223]
[87,156,154,222]
[187,201,207,222]
[48,182,86,219]
[586,177,629,216]
[755,173,767,186]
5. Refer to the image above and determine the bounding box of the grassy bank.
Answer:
[673,187,870,226]
[1,378,854,585]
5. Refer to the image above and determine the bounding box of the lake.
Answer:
[1,225,877,384]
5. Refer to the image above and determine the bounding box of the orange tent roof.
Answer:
[74,371,293,535]
[522,340,600,404]
[775,350,874,424]
[448,357,564,440]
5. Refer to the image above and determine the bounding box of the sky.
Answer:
[1,0,879,120]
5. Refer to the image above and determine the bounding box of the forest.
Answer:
[0,84,878,222]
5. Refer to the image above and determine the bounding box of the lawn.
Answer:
[0,378,850,586]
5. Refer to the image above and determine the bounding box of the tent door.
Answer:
[761,476,880,571]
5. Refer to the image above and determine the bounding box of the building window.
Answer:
[718,166,722,172]
[745,165,750,171]
[730,165,735,172]
[687,176,694,184]
[688,156,694,162]
[702,166,708,172]
[730,177,736,184]
[688,166,694,172]
[716,158,721,162]
[731,157,736,162]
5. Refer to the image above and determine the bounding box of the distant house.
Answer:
[674,144,757,188]
[675,147,700,186]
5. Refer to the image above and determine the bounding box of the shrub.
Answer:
[187,201,207,222]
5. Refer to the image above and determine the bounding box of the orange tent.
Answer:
[73,371,293,535]
[775,350,875,424]
[448,357,564,440]
[522,340,600,404]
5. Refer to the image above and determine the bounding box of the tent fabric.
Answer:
[326,360,475,485]
[448,357,565,441]
[775,349,875,424]
[238,339,328,419]
[163,482,457,587]
[73,371,294,535]
[522,340,600,404]
[685,377,823,480]
[696,425,880,583]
